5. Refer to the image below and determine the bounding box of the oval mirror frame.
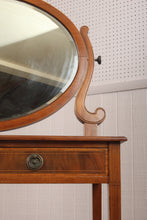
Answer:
[0,0,88,131]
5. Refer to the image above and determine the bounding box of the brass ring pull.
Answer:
[26,154,44,170]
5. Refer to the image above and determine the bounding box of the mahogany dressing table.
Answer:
[0,1,127,219]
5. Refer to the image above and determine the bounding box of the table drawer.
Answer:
[0,148,108,175]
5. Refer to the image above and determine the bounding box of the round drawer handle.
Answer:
[26,154,44,170]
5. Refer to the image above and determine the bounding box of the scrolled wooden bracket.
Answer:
[75,26,106,128]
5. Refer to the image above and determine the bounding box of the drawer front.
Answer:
[0,148,108,175]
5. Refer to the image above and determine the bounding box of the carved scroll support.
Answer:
[75,26,106,135]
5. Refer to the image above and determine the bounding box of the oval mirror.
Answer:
[0,0,87,130]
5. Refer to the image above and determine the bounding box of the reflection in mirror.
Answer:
[0,0,78,121]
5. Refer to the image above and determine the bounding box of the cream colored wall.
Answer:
[0,0,146,219]
[0,88,147,220]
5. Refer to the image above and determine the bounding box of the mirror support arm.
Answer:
[75,26,106,135]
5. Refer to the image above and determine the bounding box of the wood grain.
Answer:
[93,184,102,220]
[75,26,106,126]
[0,136,126,185]
[0,173,108,184]
[0,135,127,142]
[109,142,121,220]
[0,148,108,175]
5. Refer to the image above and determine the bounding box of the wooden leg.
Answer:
[93,184,102,220]
[109,142,121,220]
[109,184,121,220]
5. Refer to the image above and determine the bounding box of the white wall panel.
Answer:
[0,0,146,219]
[0,89,147,220]
[132,90,147,220]
[117,91,134,220]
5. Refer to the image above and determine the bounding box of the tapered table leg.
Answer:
[109,142,121,220]
[109,184,121,220]
[93,184,102,220]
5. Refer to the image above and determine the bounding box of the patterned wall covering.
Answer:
[46,0,147,94]
[0,1,146,220]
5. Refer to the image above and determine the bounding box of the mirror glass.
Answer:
[0,0,78,121]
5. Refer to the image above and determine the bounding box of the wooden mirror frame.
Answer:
[0,0,88,131]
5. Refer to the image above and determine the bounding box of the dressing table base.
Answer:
[0,135,126,220]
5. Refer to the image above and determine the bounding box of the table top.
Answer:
[0,135,127,142]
